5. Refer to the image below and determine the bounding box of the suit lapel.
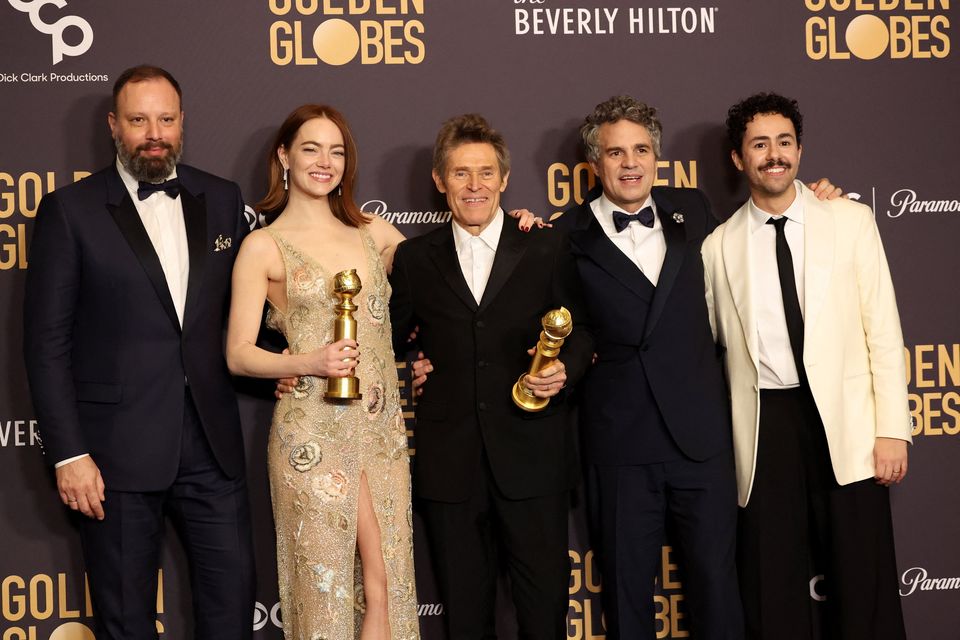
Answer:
[477,220,526,312]
[180,185,208,330]
[800,188,834,340]
[569,213,654,302]
[722,203,759,369]
[644,190,688,339]
[105,167,181,333]
[427,224,478,312]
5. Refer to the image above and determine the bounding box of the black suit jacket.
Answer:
[389,218,594,502]
[555,186,731,465]
[23,164,249,491]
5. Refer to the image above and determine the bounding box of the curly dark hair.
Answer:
[726,93,803,154]
[581,95,662,162]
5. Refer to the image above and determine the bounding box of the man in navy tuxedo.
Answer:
[553,95,743,639]
[23,65,255,639]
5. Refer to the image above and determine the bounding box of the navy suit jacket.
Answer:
[23,164,249,491]
[389,219,594,502]
[555,186,731,465]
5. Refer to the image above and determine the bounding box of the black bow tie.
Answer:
[137,178,181,201]
[612,206,655,233]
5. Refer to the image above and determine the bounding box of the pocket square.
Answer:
[214,234,233,252]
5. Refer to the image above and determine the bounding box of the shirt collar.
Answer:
[749,179,805,233]
[452,207,504,254]
[115,156,178,202]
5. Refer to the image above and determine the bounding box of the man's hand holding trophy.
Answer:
[512,307,573,412]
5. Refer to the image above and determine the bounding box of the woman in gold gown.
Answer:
[226,104,419,640]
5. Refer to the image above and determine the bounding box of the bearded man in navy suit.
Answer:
[23,65,255,639]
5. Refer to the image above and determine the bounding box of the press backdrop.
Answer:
[1,1,958,638]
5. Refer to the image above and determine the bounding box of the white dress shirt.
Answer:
[590,193,666,285]
[116,158,190,325]
[57,160,190,468]
[748,180,806,389]
[452,208,503,304]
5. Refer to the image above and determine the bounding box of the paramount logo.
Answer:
[363,199,452,226]
[900,567,960,596]
[417,602,444,616]
[887,188,960,218]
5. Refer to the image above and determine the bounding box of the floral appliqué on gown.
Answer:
[265,226,419,640]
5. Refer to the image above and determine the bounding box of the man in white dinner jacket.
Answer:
[701,92,912,640]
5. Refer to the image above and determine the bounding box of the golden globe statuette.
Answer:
[512,307,573,412]
[325,269,363,400]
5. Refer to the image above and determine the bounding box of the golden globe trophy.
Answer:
[325,269,363,400]
[512,306,573,412]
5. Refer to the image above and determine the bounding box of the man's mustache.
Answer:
[137,141,174,153]
[761,159,791,170]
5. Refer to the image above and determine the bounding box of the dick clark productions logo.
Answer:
[7,0,93,64]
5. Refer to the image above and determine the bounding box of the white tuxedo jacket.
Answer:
[702,184,912,506]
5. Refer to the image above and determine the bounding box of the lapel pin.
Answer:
[214,235,232,252]
[672,211,685,224]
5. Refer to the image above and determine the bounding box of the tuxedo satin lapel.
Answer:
[105,176,181,334]
[106,164,129,207]
[644,194,688,339]
[570,214,654,302]
[722,206,759,368]
[801,190,834,341]
[428,225,478,312]
[181,188,208,330]
[477,221,526,312]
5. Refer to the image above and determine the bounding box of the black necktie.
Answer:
[137,178,181,201]
[612,206,655,233]
[767,216,806,382]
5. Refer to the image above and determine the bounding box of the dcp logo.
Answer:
[253,601,283,631]
[8,0,93,64]
[243,204,267,231]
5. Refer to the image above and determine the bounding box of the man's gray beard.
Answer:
[114,135,183,183]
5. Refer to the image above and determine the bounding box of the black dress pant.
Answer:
[738,387,905,640]
[586,452,743,640]
[78,391,256,640]
[420,459,571,640]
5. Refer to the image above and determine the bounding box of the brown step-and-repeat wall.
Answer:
[1,1,958,638]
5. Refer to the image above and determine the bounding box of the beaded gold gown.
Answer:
[264,226,419,640]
